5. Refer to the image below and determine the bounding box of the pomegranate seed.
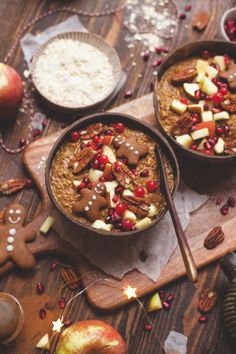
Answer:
[79,182,86,189]
[59,297,67,309]
[115,161,121,172]
[139,250,148,262]
[155,47,169,54]
[135,187,145,198]
[93,136,102,144]
[220,204,229,216]
[124,90,133,99]
[80,142,86,150]
[199,315,208,324]
[112,195,119,203]
[121,158,128,165]
[105,129,114,136]
[204,149,212,156]
[88,182,95,189]
[114,122,125,134]
[39,308,46,319]
[180,98,187,104]
[224,125,230,136]
[166,294,175,303]
[99,176,106,182]
[192,114,200,124]
[203,104,209,111]
[140,169,149,177]
[185,4,192,11]
[70,131,80,142]
[142,50,150,61]
[49,261,57,271]
[159,290,166,299]
[144,324,152,332]
[115,202,127,215]
[122,218,134,231]
[212,93,224,104]
[113,212,121,223]
[215,197,223,205]
[25,179,33,188]
[36,282,44,295]
[195,90,201,99]
[201,50,210,59]
[224,54,230,67]
[146,180,158,192]
[83,176,90,185]
[190,125,197,132]
[216,127,224,135]
[179,13,186,20]
[204,142,212,150]
[191,144,198,151]
[219,87,228,95]
[152,58,162,68]
[19,138,26,147]
[208,137,216,146]
[228,197,235,208]
[63,319,73,328]
[105,215,113,224]
[104,174,114,181]
[98,164,105,171]
[115,186,124,194]
[162,301,171,310]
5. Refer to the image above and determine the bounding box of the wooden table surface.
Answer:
[0,0,236,353]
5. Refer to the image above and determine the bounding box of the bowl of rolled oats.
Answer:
[32,32,122,115]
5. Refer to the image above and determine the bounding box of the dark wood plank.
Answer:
[0,0,235,353]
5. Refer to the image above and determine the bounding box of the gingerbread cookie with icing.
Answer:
[219,62,236,91]
[73,183,108,222]
[0,204,36,269]
[113,135,149,165]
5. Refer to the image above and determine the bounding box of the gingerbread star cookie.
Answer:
[73,182,108,222]
[113,135,149,165]
[0,204,36,269]
[219,62,236,91]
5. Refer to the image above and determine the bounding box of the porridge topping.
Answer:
[34,39,114,108]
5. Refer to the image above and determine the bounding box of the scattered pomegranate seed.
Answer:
[36,282,44,295]
[220,204,229,216]
[49,261,57,271]
[88,182,95,189]
[25,179,33,188]
[162,301,171,310]
[135,187,145,198]
[115,186,124,194]
[199,315,208,324]
[227,197,235,208]
[152,58,162,68]
[70,131,80,142]
[105,215,113,224]
[212,93,224,104]
[59,297,67,309]
[112,195,119,203]
[99,176,106,182]
[93,136,102,144]
[104,174,114,181]
[179,13,186,20]
[204,141,212,151]
[115,202,127,215]
[191,144,198,151]
[124,90,133,99]
[185,4,192,11]
[19,138,26,147]
[201,50,210,59]
[63,319,73,327]
[219,87,228,96]
[122,218,134,231]
[83,176,90,185]
[192,114,200,124]
[215,197,223,205]
[114,122,125,134]
[99,155,109,164]
[204,149,212,156]
[159,290,166,299]
[194,90,201,100]
[105,129,114,136]
[166,294,175,303]
[121,158,128,165]
[142,50,150,61]
[146,180,158,193]
[216,127,224,135]
[144,324,152,332]
[140,169,149,177]
[39,308,46,320]
[224,125,230,136]
[180,98,187,104]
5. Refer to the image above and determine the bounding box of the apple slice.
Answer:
[201,111,213,122]
[102,145,116,163]
[170,99,187,114]
[135,217,152,230]
[148,204,157,217]
[183,83,200,98]
[104,181,118,193]
[213,56,226,71]
[188,103,204,113]
[191,128,209,140]
[205,65,219,79]
[199,76,218,95]
[92,220,112,231]
[176,134,193,148]
[122,189,134,197]
[72,179,82,190]
[196,59,209,74]
[213,111,230,121]
[40,216,55,234]
[147,293,163,313]
[123,210,137,223]
[214,137,225,154]
[195,120,215,136]
[102,135,114,146]
[36,333,49,350]
[88,169,103,182]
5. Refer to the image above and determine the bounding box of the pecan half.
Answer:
[221,94,236,113]
[79,123,103,140]
[60,267,80,291]
[171,67,196,85]
[112,162,134,188]
[192,11,210,31]
[170,115,193,136]
[0,178,28,195]
[198,288,217,313]
[204,226,225,250]
[122,195,150,217]
[68,147,95,174]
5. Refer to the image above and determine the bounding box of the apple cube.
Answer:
[205,65,219,79]
[201,111,213,122]
[36,333,49,350]
[176,134,193,148]
[147,292,163,313]
[102,135,114,146]
[72,179,82,190]
[88,169,103,182]
[197,138,207,151]
[148,204,157,217]
[104,181,118,193]
[40,216,55,234]
[213,111,230,121]
[170,99,187,114]
[188,103,204,113]
[102,145,116,163]
[199,77,218,95]
[92,220,112,231]
[135,217,152,230]
[196,73,206,83]
[191,128,209,140]
[195,121,215,136]
[183,83,200,98]
[123,210,137,223]
[214,137,225,154]
[213,56,226,71]
[122,189,134,197]
[196,59,209,74]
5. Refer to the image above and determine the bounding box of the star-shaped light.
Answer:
[123,285,137,299]
[52,318,64,333]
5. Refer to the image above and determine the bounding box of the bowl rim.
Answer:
[31,31,122,112]
[220,7,236,41]
[154,39,236,162]
[45,112,180,238]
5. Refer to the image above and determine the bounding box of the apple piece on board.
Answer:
[213,111,230,121]
[135,217,152,230]
[147,292,163,313]
[205,65,219,79]
[183,83,200,98]
[196,59,209,74]
[40,216,55,234]
[188,102,204,113]
[201,111,213,122]
[214,137,225,154]
[123,210,137,222]
[176,134,193,148]
[213,56,226,71]
[88,169,103,182]
[170,99,187,114]
[102,145,116,163]
[92,220,112,231]
[191,128,210,140]
[199,76,218,95]
[36,333,49,350]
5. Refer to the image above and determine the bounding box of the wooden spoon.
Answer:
[156,146,198,283]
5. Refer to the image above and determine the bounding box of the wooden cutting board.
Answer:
[2,93,236,311]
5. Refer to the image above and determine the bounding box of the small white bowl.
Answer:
[220,7,236,41]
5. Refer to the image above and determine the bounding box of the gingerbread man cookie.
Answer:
[219,62,236,91]
[73,183,108,222]
[113,135,149,165]
[0,204,36,269]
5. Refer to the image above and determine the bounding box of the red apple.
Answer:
[0,63,23,122]
[56,320,126,354]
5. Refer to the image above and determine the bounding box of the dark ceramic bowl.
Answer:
[45,113,180,239]
[154,40,236,164]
